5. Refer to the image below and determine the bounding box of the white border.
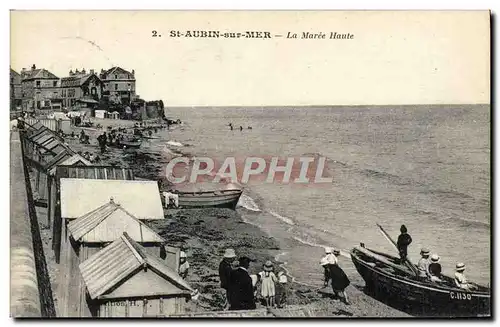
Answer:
[2,1,497,327]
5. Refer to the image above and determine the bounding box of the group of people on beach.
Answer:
[218,248,288,311]
[397,224,476,290]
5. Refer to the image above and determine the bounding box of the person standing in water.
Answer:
[239,126,243,132]
[396,224,412,261]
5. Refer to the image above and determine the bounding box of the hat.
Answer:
[264,260,274,271]
[320,257,329,266]
[456,262,466,271]
[180,251,187,258]
[333,249,341,255]
[430,254,439,262]
[325,247,333,254]
[420,248,430,255]
[224,248,236,258]
[400,225,408,233]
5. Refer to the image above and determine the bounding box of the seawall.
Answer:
[10,131,55,317]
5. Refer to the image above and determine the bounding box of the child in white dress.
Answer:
[259,261,277,308]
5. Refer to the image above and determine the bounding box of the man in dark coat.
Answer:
[219,248,236,309]
[97,132,107,154]
[396,224,412,261]
[229,256,256,310]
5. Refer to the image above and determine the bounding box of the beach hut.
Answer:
[109,111,120,120]
[36,151,90,213]
[94,110,106,119]
[19,125,80,211]
[53,177,164,263]
[80,233,194,317]
[58,198,171,317]
[50,165,136,256]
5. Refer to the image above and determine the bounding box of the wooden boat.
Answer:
[351,227,491,316]
[142,135,160,140]
[175,189,243,210]
[109,139,142,149]
[121,140,142,149]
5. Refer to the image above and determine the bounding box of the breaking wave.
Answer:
[292,235,351,259]
[237,194,261,212]
[269,211,295,226]
[166,140,184,147]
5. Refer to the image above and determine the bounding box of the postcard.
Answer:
[10,10,490,318]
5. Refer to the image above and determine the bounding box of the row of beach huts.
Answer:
[19,120,197,318]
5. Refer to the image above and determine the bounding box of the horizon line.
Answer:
[164,103,490,108]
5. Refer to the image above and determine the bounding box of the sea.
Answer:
[150,104,491,287]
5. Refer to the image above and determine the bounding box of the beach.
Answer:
[36,104,489,317]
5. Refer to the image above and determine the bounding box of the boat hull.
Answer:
[177,190,242,210]
[111,141,142,149]
[351,248,490,316]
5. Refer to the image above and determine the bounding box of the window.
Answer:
[53,81,57,87]
[115,74,118,79]
[36,81,41,87]
[114,84,118,91]
[10,77,13,84]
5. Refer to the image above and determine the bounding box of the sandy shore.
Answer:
[31,118,410,317]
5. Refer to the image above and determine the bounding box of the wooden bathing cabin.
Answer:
[80,233,194,317]
[59,198,177,317]
[19,123,88,210]
[50,165,136,261]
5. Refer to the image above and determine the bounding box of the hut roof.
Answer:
[48,154,92,175]
[55,165,134,180]
[67,198,165,243]
[80,232,193,299]
[59,178,164,220]
[42,150,75,171]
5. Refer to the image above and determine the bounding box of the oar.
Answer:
[376,223,419,276]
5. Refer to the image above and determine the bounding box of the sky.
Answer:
[10,10,490,106]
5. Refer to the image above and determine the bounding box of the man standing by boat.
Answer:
[396,225,412,261]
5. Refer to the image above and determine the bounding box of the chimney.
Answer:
[82,68,86,74]
[90,69,94,75]
[75,68,79,74]
[69,69,74,76]
[132,69,135,76]
[31,64,36,70]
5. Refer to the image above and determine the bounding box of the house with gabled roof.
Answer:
[20,64,61,110]
[60,69,103,111]
[79,232,192,317]
[58,199,176,317]
[99,66,136,105]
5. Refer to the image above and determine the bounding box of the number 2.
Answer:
[152,30,158,37]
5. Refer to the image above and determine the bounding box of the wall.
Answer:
[10,131,41,317]
[11,131,57,317]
